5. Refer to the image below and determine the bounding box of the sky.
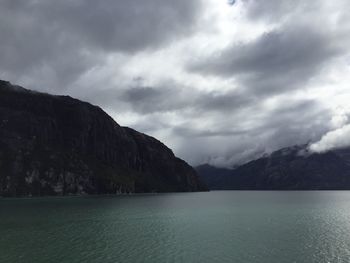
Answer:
[1,0,350,167]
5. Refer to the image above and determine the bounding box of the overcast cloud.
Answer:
[1,0,350,167]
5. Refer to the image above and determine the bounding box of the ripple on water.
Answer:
[2,191,350,263]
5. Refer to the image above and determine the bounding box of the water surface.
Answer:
[1,191,350,262]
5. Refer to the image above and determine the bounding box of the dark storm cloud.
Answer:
[123,87,250,114]
[0,0,202,90]
[195,90,250,113]
[168,0,348,166]
[191,24,341,96]
[242,0,304,21]
[121,86,191,114]
[84,84,253,116]
[171,98,333,167]
[80,85,193,114]
[1,0,348,168]
[254,100,331,143]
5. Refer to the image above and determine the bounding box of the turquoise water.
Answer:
[1,191,350,263]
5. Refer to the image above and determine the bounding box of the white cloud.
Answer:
[309,124,350,153]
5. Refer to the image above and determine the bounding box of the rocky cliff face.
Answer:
[0,80,206,196]
[196,145,350,190]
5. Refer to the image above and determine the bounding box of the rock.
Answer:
[0,80,207,196]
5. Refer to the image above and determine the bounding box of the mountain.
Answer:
[196,145,350,190]
[0,80,207,196]
[195,164,233,189]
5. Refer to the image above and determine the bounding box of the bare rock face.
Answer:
[0,80,207,196]
[196,145,350,190]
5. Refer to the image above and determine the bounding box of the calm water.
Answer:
[1,191,350,263]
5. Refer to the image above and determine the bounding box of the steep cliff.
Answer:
[196,145,350,190]
[0,80,206,196]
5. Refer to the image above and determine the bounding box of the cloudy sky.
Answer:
[1,0,350,167]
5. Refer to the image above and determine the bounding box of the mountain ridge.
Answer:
[196,145,350,190]
[0,80,207,196]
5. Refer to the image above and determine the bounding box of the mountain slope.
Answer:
[0,80,207,196]
[196,145,350,190]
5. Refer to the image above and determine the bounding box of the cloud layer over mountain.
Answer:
[1,0,350,167]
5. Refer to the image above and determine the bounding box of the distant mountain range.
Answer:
[4,79,350,195]
[196,145,350,190]
[0,80,207,197]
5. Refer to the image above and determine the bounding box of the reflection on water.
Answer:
[1,191,350,263]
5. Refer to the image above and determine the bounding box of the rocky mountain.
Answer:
[196,145,350,190]
[0,80,207,196]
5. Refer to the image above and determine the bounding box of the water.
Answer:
[1,191,350,263]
